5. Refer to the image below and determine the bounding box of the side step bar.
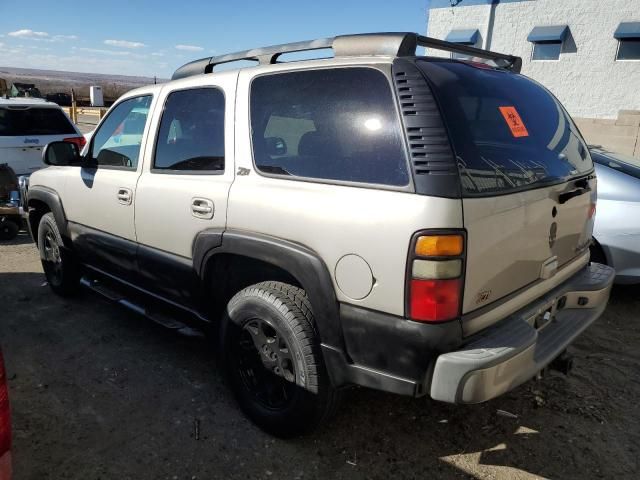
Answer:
[80,276,205,338]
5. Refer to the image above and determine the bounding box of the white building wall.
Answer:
[427,0,640,119]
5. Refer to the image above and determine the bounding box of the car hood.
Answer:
[595,163,640,203]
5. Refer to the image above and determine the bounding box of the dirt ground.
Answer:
[0,232,639,479]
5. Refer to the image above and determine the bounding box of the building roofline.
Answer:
[429,0,533,9]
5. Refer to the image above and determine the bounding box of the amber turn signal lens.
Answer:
[415,235,463,257]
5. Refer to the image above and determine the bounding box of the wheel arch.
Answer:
[590,237,610,266]
[26,186,69,245]
[196,229,344,350]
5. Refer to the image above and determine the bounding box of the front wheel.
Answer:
[37,213,80,296]
[221,281,340,437]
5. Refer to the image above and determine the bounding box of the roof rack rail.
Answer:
[171,32,522,80]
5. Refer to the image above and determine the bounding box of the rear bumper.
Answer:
[430,263,614,403]
[325,263,614,401]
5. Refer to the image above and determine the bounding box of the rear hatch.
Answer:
[0,105,78,175]
[417,60,595,315]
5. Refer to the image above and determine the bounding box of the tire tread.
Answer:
[225,281,340,435]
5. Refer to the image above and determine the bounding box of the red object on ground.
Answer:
[0,351,12,480]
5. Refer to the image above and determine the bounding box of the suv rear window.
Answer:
[0,107,76,136]
[418,60,593,196]
[250,68,409,187]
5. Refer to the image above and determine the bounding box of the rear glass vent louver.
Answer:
[392,59,460,198]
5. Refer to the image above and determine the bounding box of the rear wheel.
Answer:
[221,281,339,437]
[0,219,19,241]
[37,213,80,296]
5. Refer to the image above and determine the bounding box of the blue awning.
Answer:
[445,29,480,45]
[614,22,640,39]
[527,25,569,43]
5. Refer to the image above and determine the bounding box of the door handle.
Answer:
[117,188,132,205]
[191,198,214,219]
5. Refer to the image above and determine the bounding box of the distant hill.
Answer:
[0,66,167,102]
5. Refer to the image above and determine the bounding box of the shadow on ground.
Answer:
[1,231,32,247]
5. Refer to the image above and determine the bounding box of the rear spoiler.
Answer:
[416,35,522,72]
[172,32,522,80]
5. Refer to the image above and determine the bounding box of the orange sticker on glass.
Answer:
[499,106,529,138]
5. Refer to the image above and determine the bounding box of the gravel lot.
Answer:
[1,233,639,479]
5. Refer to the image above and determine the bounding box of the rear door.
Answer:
[418,61,595,315]
[0,105,80,176]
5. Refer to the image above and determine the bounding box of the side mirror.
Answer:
[265,137,287,156]
[43,141,80,166]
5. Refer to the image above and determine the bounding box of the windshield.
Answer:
[417,60,593,196]
[0,107,76,136]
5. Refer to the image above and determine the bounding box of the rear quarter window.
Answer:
[250,67,410,187]
[418,60,593,196]
[0,107,76,136]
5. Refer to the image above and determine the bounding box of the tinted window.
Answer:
[0,107,76,136]
[250,68,409,186]
[617,39,640,60]
[154,88,225,171]
[90,96,152,169]
[418,60,592,196]
[532,42,562,60]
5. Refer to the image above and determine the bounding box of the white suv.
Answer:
[25,33,614,436]
[0,97,84,176]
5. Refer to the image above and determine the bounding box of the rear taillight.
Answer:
[63,136,86,149]
[407,232,465,323]
[0,351,11,458]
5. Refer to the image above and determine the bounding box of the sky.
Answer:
[0,0,429,78]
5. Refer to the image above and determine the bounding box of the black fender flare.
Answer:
[27,186,70,243]
[196,229,345,351]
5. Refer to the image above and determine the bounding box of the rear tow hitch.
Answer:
[549,351,574,375]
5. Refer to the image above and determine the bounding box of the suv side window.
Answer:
[90,95,152,169]
[250,68,409,187]
[153,88,225,172]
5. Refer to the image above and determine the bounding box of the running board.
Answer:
[80,276,205,338]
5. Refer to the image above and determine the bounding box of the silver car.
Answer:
[591,147,640,284]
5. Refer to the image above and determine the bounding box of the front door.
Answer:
[63,94,155,280]
[134,77,236,305]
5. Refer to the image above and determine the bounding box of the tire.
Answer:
[37,213,80,296]
[0,219,19,241]
[221,281,340,437]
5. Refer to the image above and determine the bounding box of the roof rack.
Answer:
[171,32,522,80]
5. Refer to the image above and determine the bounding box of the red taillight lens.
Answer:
[407,231,465,322]
[409,278,462,322]
[0,352,11,458]
[63,136,86,149]
[588,203,596,219]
